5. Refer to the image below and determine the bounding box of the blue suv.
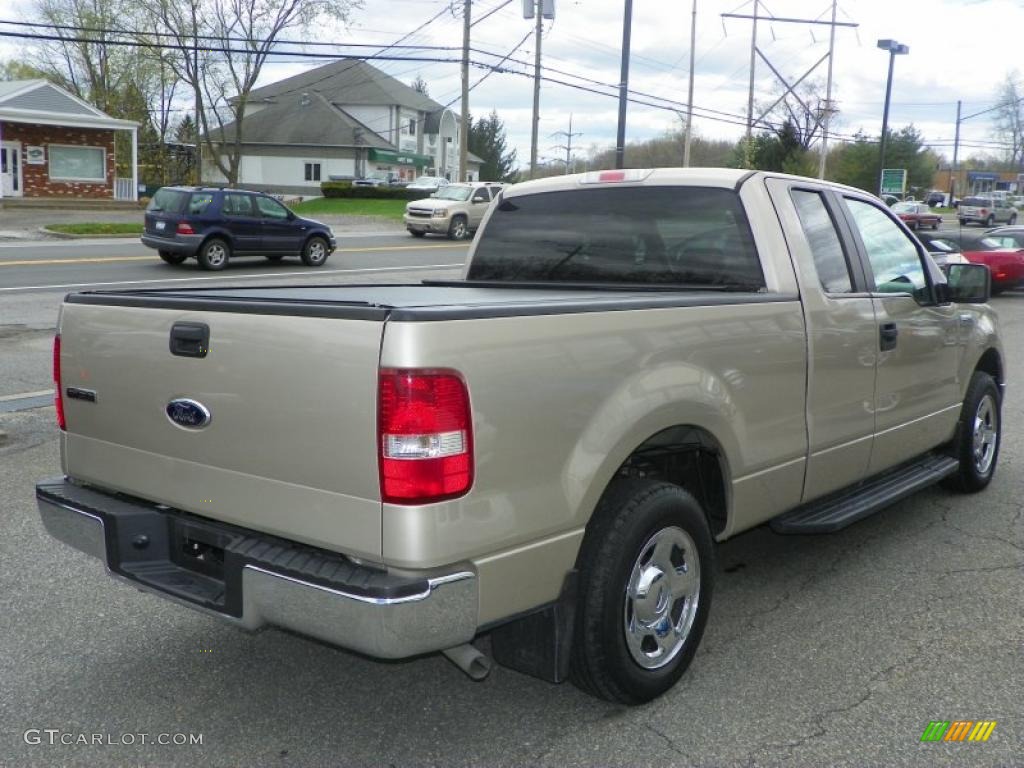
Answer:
[142,187,336,270]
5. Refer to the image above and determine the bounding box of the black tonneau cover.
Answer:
[65,281,794,321]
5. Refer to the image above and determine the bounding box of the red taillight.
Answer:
[378,369,473,504]
[176,221,195,235]
[53,334,65,430]
[980,209,988,216]
[599,170,626,183]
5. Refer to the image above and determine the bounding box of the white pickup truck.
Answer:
[37,169,1004,704]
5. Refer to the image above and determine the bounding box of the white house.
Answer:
[203,60,482,193]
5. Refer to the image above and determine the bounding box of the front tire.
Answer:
[448,215,469,241]
[986,215,995,227]
[942,371,1001,493]
[1009,214,1017,225]
[570,480,714,704]
[158,250,187,265]
[301,236,329,267]
[197,238,229,271]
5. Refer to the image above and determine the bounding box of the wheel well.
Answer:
[975,348,1003,387]
[303,231,328,249]
[613,426,729,536]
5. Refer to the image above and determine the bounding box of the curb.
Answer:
[40,227,142,240]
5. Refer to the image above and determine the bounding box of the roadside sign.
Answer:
[880,168,907,195]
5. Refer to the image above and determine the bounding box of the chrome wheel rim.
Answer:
[972,394,998,475]
[308,240,326,263]
[623,526,701,670]
[206,244,226,267]
[452,220,467,239]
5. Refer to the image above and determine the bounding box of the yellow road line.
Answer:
[0,242,468,268]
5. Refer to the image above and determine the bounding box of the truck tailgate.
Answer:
[58,302,384,561]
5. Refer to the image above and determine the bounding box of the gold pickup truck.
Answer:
[37,169,1004,704]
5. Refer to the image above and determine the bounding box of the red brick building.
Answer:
[0,80,137,202]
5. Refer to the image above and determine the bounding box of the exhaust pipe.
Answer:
[442,644,492,681]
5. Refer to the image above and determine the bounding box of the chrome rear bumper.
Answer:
[36,478,478,659]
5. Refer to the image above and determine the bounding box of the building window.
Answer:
[304,162,321,182]
[408,118,416,135]
[48,145,105,182]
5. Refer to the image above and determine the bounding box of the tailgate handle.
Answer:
[170,322,210,358]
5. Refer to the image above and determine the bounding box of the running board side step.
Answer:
[771,453,960,534]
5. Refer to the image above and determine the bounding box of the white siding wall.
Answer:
[344,105,391,141]
[207,154,354,188]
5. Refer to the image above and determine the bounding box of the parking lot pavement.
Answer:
[1,295,1022,768]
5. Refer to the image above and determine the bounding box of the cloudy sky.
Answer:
[2,0,1018,168]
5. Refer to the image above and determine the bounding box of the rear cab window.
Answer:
[467,186,765,290]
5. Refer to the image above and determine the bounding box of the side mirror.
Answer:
[942,263,991,303]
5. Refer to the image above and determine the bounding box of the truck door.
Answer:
[838,195,962,474]
[765,179,878,501]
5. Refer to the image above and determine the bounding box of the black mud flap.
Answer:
[490,570,578,684]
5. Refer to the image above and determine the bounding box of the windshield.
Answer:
[962,197,990,206]
[468,186,765,289]
[433,186,473,201]
[892,202,916,213]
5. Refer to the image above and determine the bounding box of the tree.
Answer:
[410,75,429,97]
[137,0,361,186]
[730,120,815,174]
[755,77,837,151]
[993,71,1024,170]
[468,110,517,181]
[0,58,51,80]
[832,126,940,194]
[29,0,148,113]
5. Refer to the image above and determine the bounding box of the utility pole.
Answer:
[551,113,583,174]
[529,2,543,178]
[615,0,634,169]
[459,0,471,182]
[683,0,697,167]
[745,0,758,143]
[192,4,202,185]
[951,99,961,206]
[817,0,837,179]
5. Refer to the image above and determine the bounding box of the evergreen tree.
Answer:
[468,110,517,181]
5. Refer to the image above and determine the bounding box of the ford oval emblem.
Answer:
[166,398,212,429]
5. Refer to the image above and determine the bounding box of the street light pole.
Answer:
[876,39,908,197]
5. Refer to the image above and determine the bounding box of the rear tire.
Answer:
[1009,214,1017,225]
[942,371,1001,493]
[986,215,995,227]
[301,235,329,267]
[932,219,940,230]
[570,479,714,705]
[158,250,187,265]
[197,238,229,271]
[959,218,967,226]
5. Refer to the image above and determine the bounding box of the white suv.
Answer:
[959,196,1018,227]
[404,182,503,240]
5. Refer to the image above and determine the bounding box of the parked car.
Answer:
[915,231,968,267]
[142,186,336,270]
[938,230,1024,294]
[924,190,946,207]
[404,181,503,239]
[41,168,1002,705]
[881,193,901,207]
[407,176,450,192]
[892,201,942,230]
[958,195,1018,227]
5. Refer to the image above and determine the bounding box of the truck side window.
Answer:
[845,198,927,294]
[791,190,853,294]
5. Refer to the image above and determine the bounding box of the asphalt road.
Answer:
[0,241,1021,767]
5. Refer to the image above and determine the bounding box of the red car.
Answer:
[891,201,942,230]
[958,235,1024,293]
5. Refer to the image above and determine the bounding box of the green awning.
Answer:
[368,148,432,167]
